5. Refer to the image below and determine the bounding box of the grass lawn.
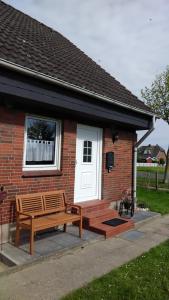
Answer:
[137,187,169,215]
[62,240,169,300]
[137,166,165,174]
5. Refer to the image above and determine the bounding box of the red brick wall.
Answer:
[0,106,76,225]
[146,157,152,163]
[0,106,135,225]
[102,128,135,202]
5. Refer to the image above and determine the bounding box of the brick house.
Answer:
[0,1,154,243]
[138,144,166,163]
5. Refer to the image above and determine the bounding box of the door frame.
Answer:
[74,123,103,202]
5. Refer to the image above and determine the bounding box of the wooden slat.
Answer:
[20,213,80,230]
[16,193,44,213]
[43,190,65,211]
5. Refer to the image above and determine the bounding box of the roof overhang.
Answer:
[0,58,155,118]
[0,60,154,130]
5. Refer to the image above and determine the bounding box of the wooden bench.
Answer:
[15,190,82,255]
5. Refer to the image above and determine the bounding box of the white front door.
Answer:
[74,124,102,202]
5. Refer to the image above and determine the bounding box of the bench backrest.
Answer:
[16,193,44,214]
[16,190,66,214]
[43,190,66,212]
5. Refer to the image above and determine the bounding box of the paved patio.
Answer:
[0,212,168,300]
[0,225,103,266]
[0,261,8,273]
[133,210,160,224]
[0,210,160,269]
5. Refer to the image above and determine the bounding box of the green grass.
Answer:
[62,240,169,300]
[137,187,169,215]
[137,166,165,173]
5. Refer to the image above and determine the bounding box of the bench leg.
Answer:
[64,224,67,232]
[79,218,82,238]
[30,230,34,255]
[15,224,20,247]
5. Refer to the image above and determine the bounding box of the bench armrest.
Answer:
[17,212,34,219]
[65,203,82,216]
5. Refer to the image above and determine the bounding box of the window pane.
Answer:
[83,148,87,155]
[84,141,88,148]
[26,117,56,165]
[87,156,92,163]
[83,156,87,162]
[83,140,92,163]
[88,141,92,148]
[88,148,92,155]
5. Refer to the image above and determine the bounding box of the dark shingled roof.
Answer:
[0,1,152,113]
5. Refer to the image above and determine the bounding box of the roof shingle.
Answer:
[0,1,151,113]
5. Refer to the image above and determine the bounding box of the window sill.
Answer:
[22,170,62,178]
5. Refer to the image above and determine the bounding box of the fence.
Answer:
[137,170,169,190]
[137,163,158,167]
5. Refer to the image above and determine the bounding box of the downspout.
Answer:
[133,115,156,206]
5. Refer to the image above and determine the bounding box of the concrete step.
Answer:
[78,200,110,215]
[78,200,134,238]
[89,218,134,238]
[83,209,119,226]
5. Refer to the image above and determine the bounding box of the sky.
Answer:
[4,0,169,150]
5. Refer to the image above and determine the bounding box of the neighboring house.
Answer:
[138,144,166,163]
[0,1,154,242]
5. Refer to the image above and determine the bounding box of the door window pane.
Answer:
[83,140,92,163]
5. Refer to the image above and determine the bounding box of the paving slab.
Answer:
[0,226,103,266]
[0,214,169,300]
[120,230,145,241]
[0,261,8,273]
[134,210,161,228]
[133,210,159,222]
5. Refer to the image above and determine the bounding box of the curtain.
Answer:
[26,139,54,162]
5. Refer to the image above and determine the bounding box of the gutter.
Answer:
[0,58,155,117]
[133,115,156,205]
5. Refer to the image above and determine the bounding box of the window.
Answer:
[144,149,151,155]
[23,116,61,171]
[83,140,92,163]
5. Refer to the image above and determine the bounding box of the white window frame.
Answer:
[23,115,61,171]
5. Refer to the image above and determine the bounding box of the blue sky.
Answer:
[4,0,169,150]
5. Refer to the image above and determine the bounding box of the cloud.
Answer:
[4,0,169,149]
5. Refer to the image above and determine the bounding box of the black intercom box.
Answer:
[106,152,114,171]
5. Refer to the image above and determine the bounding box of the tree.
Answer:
[141,66,169,183]
[28,120,55,141]
[159,158,165,166]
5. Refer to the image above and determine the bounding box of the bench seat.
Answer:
[15,190,82,255]
[20,213,81,230]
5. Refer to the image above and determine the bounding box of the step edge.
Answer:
[90,222,134,233]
